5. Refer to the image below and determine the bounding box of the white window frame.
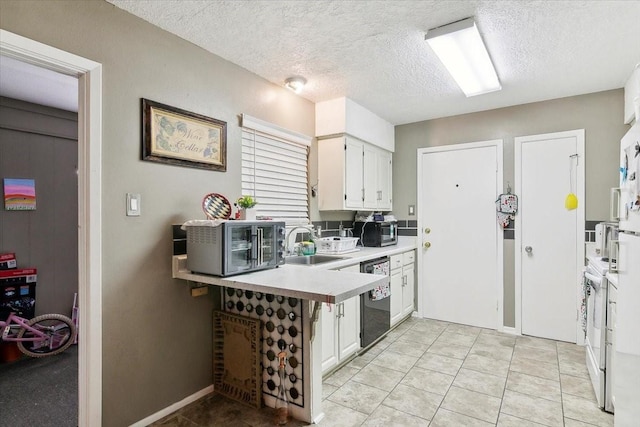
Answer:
[240,114,312,226]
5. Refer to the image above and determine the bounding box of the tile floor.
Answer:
[153,317,614,427]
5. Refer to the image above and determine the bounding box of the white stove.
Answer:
[584,255,614,413]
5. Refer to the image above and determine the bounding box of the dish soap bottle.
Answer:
[275,351,289,425]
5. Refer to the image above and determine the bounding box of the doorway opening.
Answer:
[0,29,103,425]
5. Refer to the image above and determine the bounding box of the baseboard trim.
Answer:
[129,385,213,427]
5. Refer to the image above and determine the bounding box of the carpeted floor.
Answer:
[0,344,77,427]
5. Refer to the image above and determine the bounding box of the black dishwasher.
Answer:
[360,257,391,349]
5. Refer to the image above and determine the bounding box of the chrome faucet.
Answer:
[285,225,316,256]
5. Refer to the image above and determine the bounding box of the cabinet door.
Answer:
[376,149,392,210]
[390,268,403,326]
[345,137,364,209]
[321,302,338,373]
[338,295,361,360]
[402,263,415,318]
[363,143,378,209]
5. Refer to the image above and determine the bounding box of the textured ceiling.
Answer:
[108,1,639,125]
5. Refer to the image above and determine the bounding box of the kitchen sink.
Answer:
[285,255,345,265]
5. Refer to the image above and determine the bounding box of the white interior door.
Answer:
[516,130,585,343]
[418,141,503,329]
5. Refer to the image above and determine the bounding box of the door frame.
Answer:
[416,139,504,330]
[1,30,103,425]
[514,129,585,343]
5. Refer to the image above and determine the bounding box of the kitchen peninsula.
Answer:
[172,237,416,423]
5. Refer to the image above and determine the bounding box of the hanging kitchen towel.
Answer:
[369,283,391,301]
[580,273,591,334]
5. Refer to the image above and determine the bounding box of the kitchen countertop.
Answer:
[172,237,417,304]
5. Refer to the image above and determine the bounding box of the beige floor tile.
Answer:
[396,328,440,346]
[327,380,389,415]
[475,332,516,348]
[517,335,558,350]
[427,340,471,360]
[385,338,430,358]
[384,328,406,342]
[441,386,502,423]
[558,349,587,365]
[453,368,506,397]
[370,349,418,373]
[500,389,563,426]
[462,353,510,377]
[435,331,477,347]
[557,341,586,354]
[400,366,455,395]
[410,320,447,334]
[445,323,482,337]
[350,363,405,392]
[415,352,463,376]
[564,418,604,427]
[510,355,559,381]
[506,371,561,402]
[513,344,558,364]
[429,408,493,426]
[560,373,597,401]
[346,351,376,370]
[361,403,429,427]
[317,400,368,426]
[559,358,590,379]
[382,383,442,421]
[322,383,338,400]
[497,413,547,426]
[562,393,614,427]
[468,341,514,361]
[324,365,361,387]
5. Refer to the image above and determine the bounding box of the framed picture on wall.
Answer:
[141,99,227,171]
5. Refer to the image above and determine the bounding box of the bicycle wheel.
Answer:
[17,313,76,357]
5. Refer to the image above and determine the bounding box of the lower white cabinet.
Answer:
[390,250,415,326]
[321,264,361,374]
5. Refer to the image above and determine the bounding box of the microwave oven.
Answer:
[185,221,285,277]
[353,221,398,247]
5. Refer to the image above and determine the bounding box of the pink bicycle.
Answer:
[0,309,76,358]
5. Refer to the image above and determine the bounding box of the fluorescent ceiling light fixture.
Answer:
[284,76,307,93]
[425,17,501,97]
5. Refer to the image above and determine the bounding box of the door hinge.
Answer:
[344,194,347,201]
[344,144,347,150]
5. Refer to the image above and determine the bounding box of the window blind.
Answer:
[241,114,311,226]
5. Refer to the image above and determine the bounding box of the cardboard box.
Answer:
[0,253,17,270]
[0,268,37,285]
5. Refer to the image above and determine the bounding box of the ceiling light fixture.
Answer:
[284,76,307,93]
[425,17,501,97]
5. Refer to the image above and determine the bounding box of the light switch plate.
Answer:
[126,193,141,216]
[408,205,415,216]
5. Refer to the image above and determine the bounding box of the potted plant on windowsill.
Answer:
[236,195,258,220]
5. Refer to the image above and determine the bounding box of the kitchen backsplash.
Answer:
[311,219,418,237]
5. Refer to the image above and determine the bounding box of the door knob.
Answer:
[525,246,533,254]
[424,241,431,249]
[424,227,431,234]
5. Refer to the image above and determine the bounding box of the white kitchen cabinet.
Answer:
[321,264,361,374]
[390,250,416,326]
[318,135,392,211]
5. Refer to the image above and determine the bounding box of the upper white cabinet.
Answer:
[316,97,394,212]
[318,135,392,211]
[316,97,394,152]
[624,64,640,124]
